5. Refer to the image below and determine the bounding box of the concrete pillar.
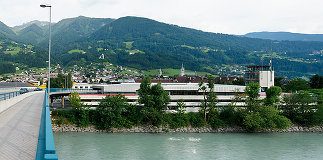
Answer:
[62,96,65,108]
[50,96,53,107]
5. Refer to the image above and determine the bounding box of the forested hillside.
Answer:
[0,40,48,74]
[1,16,323,77]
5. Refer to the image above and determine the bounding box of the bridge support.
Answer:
[61,96,64,108]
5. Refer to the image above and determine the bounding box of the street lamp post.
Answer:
[40,4,52,102]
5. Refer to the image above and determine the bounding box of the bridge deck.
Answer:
[0,92,44,160]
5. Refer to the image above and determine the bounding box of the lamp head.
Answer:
[40,4,51,8]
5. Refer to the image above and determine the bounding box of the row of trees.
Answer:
[49,73,73,88]
[52,77,323,132]
[275,74,323,92]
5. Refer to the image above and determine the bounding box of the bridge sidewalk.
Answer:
[0,91,44,160]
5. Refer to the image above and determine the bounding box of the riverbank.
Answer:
[52,124,323,133]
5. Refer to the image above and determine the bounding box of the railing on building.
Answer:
[36,90,58,160]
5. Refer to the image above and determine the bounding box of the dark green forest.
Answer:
[0,62,15,74]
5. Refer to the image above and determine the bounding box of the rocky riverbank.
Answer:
[52,124,323,133]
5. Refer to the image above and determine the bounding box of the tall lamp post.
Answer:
[40,4,52,101]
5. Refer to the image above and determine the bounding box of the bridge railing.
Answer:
[0,91,20,102]
[50,88,93,93]
[37,90,58,160]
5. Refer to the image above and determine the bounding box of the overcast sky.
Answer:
[1,0,323,35]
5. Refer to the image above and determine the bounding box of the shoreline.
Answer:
[52,124,323,133]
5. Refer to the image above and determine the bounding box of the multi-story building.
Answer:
[245,65,274,92]
[76,83,247,112]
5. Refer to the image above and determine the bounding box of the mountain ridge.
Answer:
[244,31,323,42]
[0,16,322,77]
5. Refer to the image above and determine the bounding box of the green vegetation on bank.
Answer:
[51,76,323,133]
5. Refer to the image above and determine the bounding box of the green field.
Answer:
[144,68,210,77]
[4,46,21,55]
[180,45,195,49]
[97,48,103,52]
[68,49,86,54]
[124,41,134,49]
[126,49,144,55]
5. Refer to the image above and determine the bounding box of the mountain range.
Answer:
[0,16,323,78]
[244,32,323,42]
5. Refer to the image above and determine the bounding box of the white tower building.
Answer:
[179,64,185,76]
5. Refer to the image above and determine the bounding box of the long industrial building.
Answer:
[75,83,249,112]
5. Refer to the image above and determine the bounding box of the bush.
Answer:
[95,95,133,129]
[243,106,291,132]
[220,106,245,126]
[168,113,190,129]
[124,104,144,125]
[281,91,316,126]
[188,112,205,127]
[273,115,292,129]
[208,109,225,129]
[313,105,323,125]
[73,107,91,127]
[243,112,264,132]
[52,110,76,124]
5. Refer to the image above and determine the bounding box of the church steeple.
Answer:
[159,68,162,78]
[180,63,185,76]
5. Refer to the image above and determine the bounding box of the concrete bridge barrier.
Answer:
[0,91,39,114]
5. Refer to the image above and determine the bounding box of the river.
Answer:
[54,132,323,160]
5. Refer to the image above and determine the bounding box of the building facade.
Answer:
[245,65,274,92]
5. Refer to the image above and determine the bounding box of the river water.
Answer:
[54,132,323,160]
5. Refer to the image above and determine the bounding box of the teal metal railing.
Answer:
[49,88,93,93]
[0,91,20,101]
[36,89,58,160]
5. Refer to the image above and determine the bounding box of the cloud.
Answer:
[1,0,323,35]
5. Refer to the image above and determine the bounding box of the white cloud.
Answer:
[0,0,323,34]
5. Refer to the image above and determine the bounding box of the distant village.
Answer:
[0,62,251,87]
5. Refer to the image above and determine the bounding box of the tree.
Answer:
[138,77,170,125]
[138,77,152,106]
[199,76,217,122]
[245,82,260,112]
[68,92,90,127]
[96,94,132,129]
[232,77,246,85]
[309,74,323,89]
[150,83,171,112]
[274,77,284,88]
[285,78,310,92]
[264,86,282,106]
[243,105,291,132]
[49,73,73,88]
[175,99,186,114]
[69,92,82,109]
[281,90,316,126]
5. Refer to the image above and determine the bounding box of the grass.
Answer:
[126,49,144,55]
[35,68,48,74]
[97,48,103,52]
[144,68,210,77]
[4,46,21,55]
[123,41,134,49]
[68,49,86,54]
[201,49,209,53]
[15,70,24,74]
[180,45,195,49]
